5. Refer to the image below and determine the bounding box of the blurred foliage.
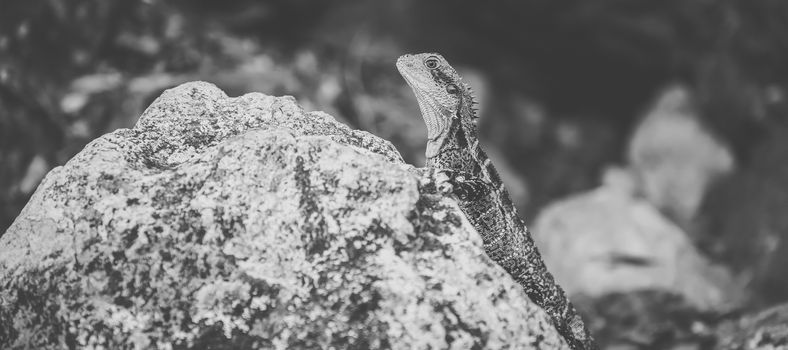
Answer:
[1,0,788,346]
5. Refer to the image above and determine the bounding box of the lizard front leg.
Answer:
[450,172,493,201]
[418,168,492,201]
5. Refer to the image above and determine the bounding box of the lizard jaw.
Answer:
[419,98,452,159]
[397,59,453,159]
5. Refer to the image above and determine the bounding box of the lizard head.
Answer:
[397,53,478,160]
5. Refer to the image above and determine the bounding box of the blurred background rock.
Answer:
[1,0,787,348]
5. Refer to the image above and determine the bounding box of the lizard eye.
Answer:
[424,57,439,69]
[446,84,460,94]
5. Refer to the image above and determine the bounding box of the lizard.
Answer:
[397,52,598,350]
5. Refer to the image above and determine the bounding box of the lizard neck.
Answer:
[428,107,516,216]
[426,108,482,172]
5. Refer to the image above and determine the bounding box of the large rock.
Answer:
[531,167,743,311]
[0,82,567,349]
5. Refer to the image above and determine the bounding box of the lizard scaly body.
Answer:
[397,53,597,350]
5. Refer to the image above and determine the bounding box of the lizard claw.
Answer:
[437,181,454,194]
[416,168,455,195]
[435,170,454,194]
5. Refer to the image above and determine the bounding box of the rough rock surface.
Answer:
[0,82,567,349]
[531,167,743,311]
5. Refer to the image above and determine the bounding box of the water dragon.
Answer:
[397,53,597,349]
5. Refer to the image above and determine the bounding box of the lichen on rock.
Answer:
[0,81,567,349]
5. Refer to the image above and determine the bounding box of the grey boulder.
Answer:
[0,82,566,349]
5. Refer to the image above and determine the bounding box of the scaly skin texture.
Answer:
[397,53,598,350]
